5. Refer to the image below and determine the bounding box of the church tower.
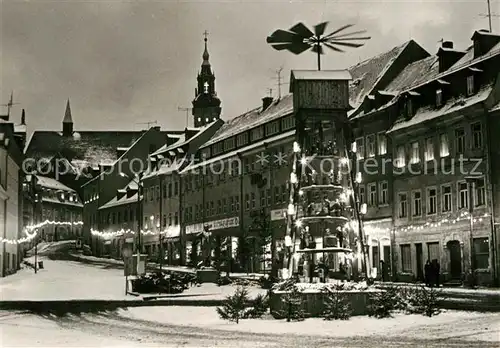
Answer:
[62,99,74,136]
[192,31,222,128]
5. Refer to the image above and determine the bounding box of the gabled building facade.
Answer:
[352,30,500,285]
[0,122,24,277]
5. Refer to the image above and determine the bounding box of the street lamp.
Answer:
[23,174,40,274]
[119,172,143,253]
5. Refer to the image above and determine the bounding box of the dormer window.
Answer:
[436,89,443,107]
[203,82,209,94]
[466,75,475,96]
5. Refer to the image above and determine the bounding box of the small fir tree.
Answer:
[276,285,305,322]
[216,286,250,324]
[407,285,443,317]
[246,293,270,318]
[322,288,352,320]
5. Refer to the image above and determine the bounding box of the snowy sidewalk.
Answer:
[376,281,500,297]
[0,258,265,302]
[0,258,132,301]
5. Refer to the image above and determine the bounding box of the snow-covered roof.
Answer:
[183,129,295,173]
[490,100,500,112]
[41,196,83,207]
[142,156,188,179]
[347,41,411,109]
[388,84,493,133]
[384,55,439,93]
[98,178,141,209]
[99,192,140,210]
[36,175,76,192]
[202,42,410,148]
[202,95,294,148]
[290,70,351,85]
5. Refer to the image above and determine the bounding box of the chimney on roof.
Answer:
[21,109,26,125]
[442,41,453,49]
[437,42,466,73]
[262,96,273,111]
[471,30,500,58]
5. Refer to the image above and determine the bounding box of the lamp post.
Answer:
[23,174,40,274]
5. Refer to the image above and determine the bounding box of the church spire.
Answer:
[62,99,74,136]
[202,31,210,64]
[192,30,222,128]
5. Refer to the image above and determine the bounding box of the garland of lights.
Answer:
[282,141,300,278]
[1,220,84,245]
[90,226,181,239]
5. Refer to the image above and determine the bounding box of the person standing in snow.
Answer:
[424,260,431,287]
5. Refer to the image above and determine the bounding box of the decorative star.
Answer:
[255,152,269,166]
[274,152,288,166]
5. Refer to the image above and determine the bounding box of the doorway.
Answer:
[415,243,423,281]
[447,241,462,279]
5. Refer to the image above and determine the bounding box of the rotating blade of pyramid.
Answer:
[324,43,344,53]
[329,41,365,48]
[287,42,314,54]
[313,22,329,37]
[289,22,314,39]
[323,24,355,39]
[328,29,368,39]
[270,42,311,54]
[331,35,371,41]
[266,29,301,43]
[311,44,324,55]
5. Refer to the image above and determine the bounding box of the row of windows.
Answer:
[102,208,136,225]
[184,196,241,223]
[355,133,388,159]
[41,189,80,204]
[41,208,81,221]
[397,179,485,219]
[394,122,483,167]
[203,116,295,159]
[400,237,489,273]
[143,212,179,228]
[359,181,389,206]
[144,181,179,201]
[356,121,483,165]
[182,185,290,223]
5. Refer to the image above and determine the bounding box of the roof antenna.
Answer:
[479,0,499,32]
[272,66,289,99]
[178,107,192,128]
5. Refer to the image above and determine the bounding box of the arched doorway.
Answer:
[447,240,462,279]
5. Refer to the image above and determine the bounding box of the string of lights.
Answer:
[90,226,181,239]
[1,220,84,245]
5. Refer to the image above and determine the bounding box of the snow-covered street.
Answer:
[0,257,265,301]
[1,308,498,347]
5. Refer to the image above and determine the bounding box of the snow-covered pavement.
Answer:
[0,258,132,301]
[0,258,265,301]
[1,308,498,347]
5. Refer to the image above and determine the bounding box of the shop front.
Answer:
[185,217,240,269]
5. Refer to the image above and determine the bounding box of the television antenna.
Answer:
[266,22,370,70]
[178,107,192,128]
[272,66,289,99]
[479,0,499,32]
[0,91,20,118]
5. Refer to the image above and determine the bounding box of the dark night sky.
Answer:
[1,0,496,134]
